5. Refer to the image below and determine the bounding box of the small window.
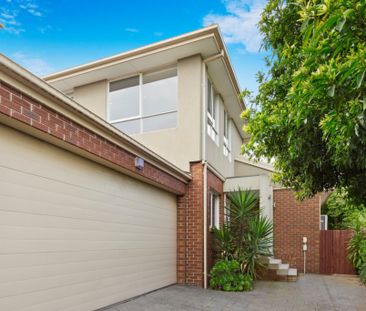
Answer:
[207,79,218,143]
[223,110,231,158]
[209,192,220,229]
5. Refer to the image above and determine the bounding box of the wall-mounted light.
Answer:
[135,157,144,170]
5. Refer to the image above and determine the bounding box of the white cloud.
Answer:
[125,27,138,33]
[0,8,23,34]
[19,1,42,17]
[203,0,266,53]
[38,24,52,33]
[0,0,43,34]
[12,52,53,76]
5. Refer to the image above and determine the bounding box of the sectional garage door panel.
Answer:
[0,124,177,311]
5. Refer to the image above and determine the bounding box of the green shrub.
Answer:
[210,259,253,292]
[347,223,366,271]
[212,189,273,280]
[360,263,366,285]
[347,222,366,286]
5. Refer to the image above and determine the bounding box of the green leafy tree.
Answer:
[243,0,366,203]
[322,189,366,229]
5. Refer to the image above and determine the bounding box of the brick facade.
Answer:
[0,81,187,194]
[177,162,204,286]
[273,189,320,273]
[177,164,224,286]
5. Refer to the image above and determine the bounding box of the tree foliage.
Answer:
[321,188,366,229]
[243,0,366,202]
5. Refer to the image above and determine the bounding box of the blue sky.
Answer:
[0,0,268,94]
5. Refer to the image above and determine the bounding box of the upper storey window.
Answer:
[207,79,218,144]
[108,68,178,134]
[223,110,231,159]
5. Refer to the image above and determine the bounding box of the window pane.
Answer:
[207,80,212,115]
[109,76,139,120]
[224,111,228,138]
[212,90,217,119]
[142,69,177,116]
[214,195,220,228]
[210,193,214,228]
[113,119,141,135]
[142,112,177,132]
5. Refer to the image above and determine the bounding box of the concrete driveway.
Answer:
[103,274,365,311]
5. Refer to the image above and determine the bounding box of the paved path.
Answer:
[103,274,366,311]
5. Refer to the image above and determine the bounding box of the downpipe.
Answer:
[203,161,208,289]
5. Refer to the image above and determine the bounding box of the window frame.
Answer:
[224,193,231,224]
[207,79,219,144]
[223,110,231,159]
[107,67,178,134]
[209,191,220,229]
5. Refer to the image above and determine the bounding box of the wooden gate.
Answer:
[320,230,356,275]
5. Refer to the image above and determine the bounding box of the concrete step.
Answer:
[287,268,298,282]
[268,258,282,270]
[262,257,298,282]
[288,268,297,276]
[276,264,290,275]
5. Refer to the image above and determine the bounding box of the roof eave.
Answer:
[43,24,245,110]
[0,53,192,183]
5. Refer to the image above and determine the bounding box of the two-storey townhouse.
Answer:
[44,25,246,288]
[0,25,324,311]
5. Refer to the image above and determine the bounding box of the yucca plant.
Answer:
[212,188,273,283]
[243,215,273,279]
[212,225,234,260]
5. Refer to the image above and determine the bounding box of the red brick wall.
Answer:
[0,81,186,194]
[273,189,320,273]
[177,164,224,287]
[177,162,204,286]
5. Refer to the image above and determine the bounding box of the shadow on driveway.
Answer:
[103,274,366,311]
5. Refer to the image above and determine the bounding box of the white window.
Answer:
[108,68,177,134]
[209,192,220,229]
[223,110,231,159]
[207,79,218,143]
[224,193,231,224]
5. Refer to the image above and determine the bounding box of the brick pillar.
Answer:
[273,189,320,273]
[177,162,204,286]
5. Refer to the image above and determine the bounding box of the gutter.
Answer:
[203,49,225,64]
[44,25,220,82]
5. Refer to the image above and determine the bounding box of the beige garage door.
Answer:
[0,124,177,311]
